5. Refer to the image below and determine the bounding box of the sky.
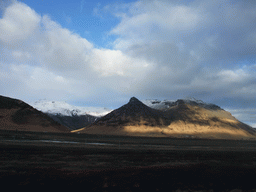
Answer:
[0,0,256,127]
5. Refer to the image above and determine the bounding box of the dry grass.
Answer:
[0,108,69,133]
[77,119,256,140]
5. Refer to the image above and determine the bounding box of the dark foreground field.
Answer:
[1,130,256,191]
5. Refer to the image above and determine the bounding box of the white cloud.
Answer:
[0,0,256,125]
[39,15,93,72]
[0,1,154,103]
[0,1,40,43]
[111,1,202,36]
[90,48,152,77]
[217,69,250,84]
[111,0,256,64]
[107,0,256,97]
[7,64,71,91]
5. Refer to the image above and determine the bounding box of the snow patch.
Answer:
[143,98,221,111]
[31,99,112,117]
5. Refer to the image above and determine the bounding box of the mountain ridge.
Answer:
[31,99,112,117]
[75,97,256,139]
[143,98,222,111]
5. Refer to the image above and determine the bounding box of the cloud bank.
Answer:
[0,0,256,126]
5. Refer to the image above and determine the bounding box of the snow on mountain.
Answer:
[142,99,175,110]
[30,100,112,117]
[30,98,220,118]
[142,98,221,111]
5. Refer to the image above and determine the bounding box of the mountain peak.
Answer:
[128,97,142,104]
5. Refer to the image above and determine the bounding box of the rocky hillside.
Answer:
[0,95,70,132]
[75,97,256,139]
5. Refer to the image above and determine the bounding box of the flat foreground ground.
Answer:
[1,130,256,191]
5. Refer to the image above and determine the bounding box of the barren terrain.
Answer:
[1,130,256,191]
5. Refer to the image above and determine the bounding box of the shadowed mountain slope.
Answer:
[93,97,171,127]
[75,97,256,139]
[0,95,70,132]
[46,113,97,130]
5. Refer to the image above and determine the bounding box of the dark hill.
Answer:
[0,95,70,133]
[93,97,171,127]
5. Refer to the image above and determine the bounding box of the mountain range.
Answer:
[74,97,256,139]
[30,98,222,130]
[1,95,255,139]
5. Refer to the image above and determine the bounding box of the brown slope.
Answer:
[0,95,70,133]
[162,100,256,139]
[74,97,256,139]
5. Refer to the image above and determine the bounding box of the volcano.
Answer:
[0,95,70,132]
[75,97,256,139]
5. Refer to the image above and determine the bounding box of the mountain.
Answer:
[0,95,70,132]
[30,100,112,129]
[75,97,256,139]
[86,97,171,127]
[31,100,112,117]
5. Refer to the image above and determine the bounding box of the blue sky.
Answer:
[0,0,256,127]
[20,0,134,47]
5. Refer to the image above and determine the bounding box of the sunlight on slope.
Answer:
[71,128,85,133]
